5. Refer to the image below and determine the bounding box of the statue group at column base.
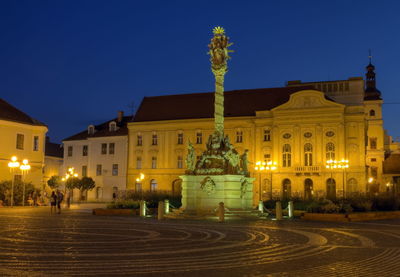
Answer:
[180,174,254,213]
[181,132,254,213]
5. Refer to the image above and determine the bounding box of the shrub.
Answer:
[107,200,139,209]
[320,200,340,213]
[0,181,38,206]
[118,190,181,209]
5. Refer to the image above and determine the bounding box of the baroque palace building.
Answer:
[0,99,48,188]
[127,62,399,203]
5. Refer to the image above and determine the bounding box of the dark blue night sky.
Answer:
[1,0,400,143]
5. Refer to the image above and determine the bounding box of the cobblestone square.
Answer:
[0,207,400,276]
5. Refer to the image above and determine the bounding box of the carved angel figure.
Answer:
[186,141,196,172]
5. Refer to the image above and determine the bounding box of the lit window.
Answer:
[136,157,142,169]
[177,156,183,169]
[264,154,271,163]
[33,136,39,151]
[370,138,377,149]
[304,143,313,166]
[152,134,158,145]
[196,132,202,144]
[177,133,184,144]
[96,164,102,176]
[16,134,24,150]
[282,144,291,167]
[236,131,243,143]
[101,143,107,155]
[109,143,115,155]
[82,145,88,156]
[112,164,118,176]
[263,130,271,142]
[151,157,157,169]
[326,143,335,160]
[82,165,87,177]
[150,179,157,191]
[137,134,142,146]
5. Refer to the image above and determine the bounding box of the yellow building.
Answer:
[127,63,394,203]
[0,99,48,188]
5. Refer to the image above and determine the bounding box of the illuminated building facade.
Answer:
[127,63,399,203]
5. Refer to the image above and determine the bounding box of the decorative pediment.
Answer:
[273,90,344,111]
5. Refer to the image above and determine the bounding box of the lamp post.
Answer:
[254,161,277,201]
[7,156,20,207]
[20,159,31,206]
[62,167,78,201]
[325,159,349,199]
[135,173,145,190]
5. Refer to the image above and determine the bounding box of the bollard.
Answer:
[218,202,225,223]
[140,200,146,217]
[164,199,170,214]
[158,201,164,220]
[275,201,283,220]
[258,200,264,214]
[288,201,294,219]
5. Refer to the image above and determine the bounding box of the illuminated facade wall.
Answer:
[127,89,372,203]
[0,119,47,188]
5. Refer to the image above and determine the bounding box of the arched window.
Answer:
[282,144,291,167]
[150,179,157,191]
[304,143,313,166]
[282,179,291,200]
[304,178,313,200]
[326,178,336,200]
[326,142,335,160]
[347,178,358,195]
[369,109,375,116]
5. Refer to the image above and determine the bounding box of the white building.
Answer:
[63,111,130,201]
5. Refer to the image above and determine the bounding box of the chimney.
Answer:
[117,111,124,123]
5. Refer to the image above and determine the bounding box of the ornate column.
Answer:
[208,26,232,138]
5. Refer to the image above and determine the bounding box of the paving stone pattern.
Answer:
[0,207,399,276]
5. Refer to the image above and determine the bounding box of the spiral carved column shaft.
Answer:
[213,70,226,136]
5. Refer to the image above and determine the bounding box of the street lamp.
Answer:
[135,173,145,192]
[7,156,30,206]
[7,156,20,207]
[254,161,277,201]
[20,159,31,206]
[325,159,349,199]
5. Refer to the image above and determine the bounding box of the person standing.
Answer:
[50,191,57,214]
[56,190,64,214]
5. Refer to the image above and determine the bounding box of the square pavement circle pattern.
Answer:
[0,207,400,276]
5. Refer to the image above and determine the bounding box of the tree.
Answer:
[47,176,61,190]
[76,177,95,201]
[65,177,80,191]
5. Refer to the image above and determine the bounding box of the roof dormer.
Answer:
[88,125,96,135]
[109,121,118,132]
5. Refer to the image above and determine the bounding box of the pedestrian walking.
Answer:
[56,190,64,214]
[50,191,57,214]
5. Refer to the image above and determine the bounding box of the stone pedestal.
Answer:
[180,174,254,213]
